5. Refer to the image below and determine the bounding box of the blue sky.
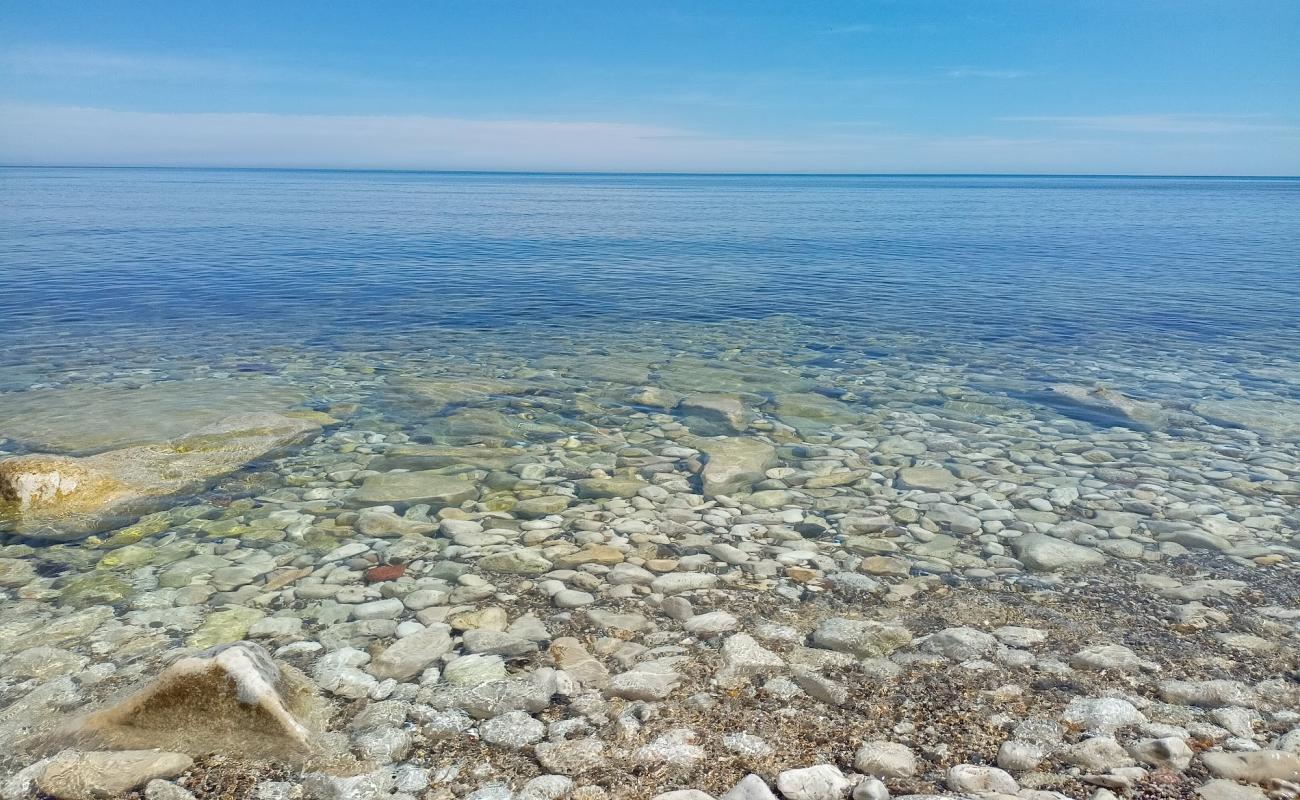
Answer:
[1,1,1297,173]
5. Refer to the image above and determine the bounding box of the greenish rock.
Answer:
[656,356,810,394]
[812,617,914,658]
[769,392,861,428]
[351,470,478,508]
[187,606,265,648]
[843,537,900,556]
[96,511,173,549]
[392,376,534,412]
[479,548,553,575]
[696,437,778,497]
[481,492,518,512]
[574,477,649,499]
[910,534,959,559]
[0,557,37,589]
[419,408,521,443]
[513,495,572,518]
[377,447,527,473]
[427,560,470,581]
[58,572,134,607]
[0,412,324,541]
[158,555,232,588]
[1048,384,1172,429]
[21,606,113,648]
[0,378,310,452]
[443,653,509,686]
[96,544,157,570]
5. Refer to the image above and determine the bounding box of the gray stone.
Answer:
[369,624,453,680]
[1013,533,1106,572]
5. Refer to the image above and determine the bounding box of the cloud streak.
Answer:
[1,105,1295,175]
[1005,113,1297,134]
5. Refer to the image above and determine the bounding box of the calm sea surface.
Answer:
[2,169,1298,361]
[1,169,1299,787]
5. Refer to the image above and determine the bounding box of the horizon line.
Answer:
[3,164,1298,180]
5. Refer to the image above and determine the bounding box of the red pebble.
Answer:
[364,563,406,583]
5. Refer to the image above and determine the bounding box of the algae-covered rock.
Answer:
[0,412,323,540]
[187,607,266,648]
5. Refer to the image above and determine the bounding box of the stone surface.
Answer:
[76,641,321,758]
[1013,533,1107,572]
[351,470,477,508]
[369,624,454,680]
[696,437,778,497]
[36,750,194,800]
[0,412,322,539]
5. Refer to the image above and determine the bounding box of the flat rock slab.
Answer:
[351,470,478,508]
[36,750,193,800]
[0,412,324,540]
[0,379,309,452]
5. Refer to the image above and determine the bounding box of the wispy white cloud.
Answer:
[0,105,1295,175]
[0,45,350,85]
[1005,113,1297,134]
[946,67,1030,79]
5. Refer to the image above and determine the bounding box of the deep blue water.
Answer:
[1,168,1298,360]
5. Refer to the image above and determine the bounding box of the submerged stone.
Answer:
[696,437,778,498]
[350,470,478,508]
[36,750,193,800]
[0,412,323,540]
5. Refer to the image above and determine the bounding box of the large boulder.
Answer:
[73,641,325,760]
[695,437,778,497]
[0,412,324,540]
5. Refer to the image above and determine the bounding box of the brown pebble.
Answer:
[365,563,406,583]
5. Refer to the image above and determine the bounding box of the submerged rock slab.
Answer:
[0,379,309,452]
[696,437,778,497]
[74,641,325,759]
[1044,384,1172,429]
[0,412,324,540]
[350,470,478,508]
[36,750,193,800]
[1194,399,1300,437]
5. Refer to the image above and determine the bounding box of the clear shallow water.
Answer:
[3,169,1299,360]
[2,169,1300,793]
